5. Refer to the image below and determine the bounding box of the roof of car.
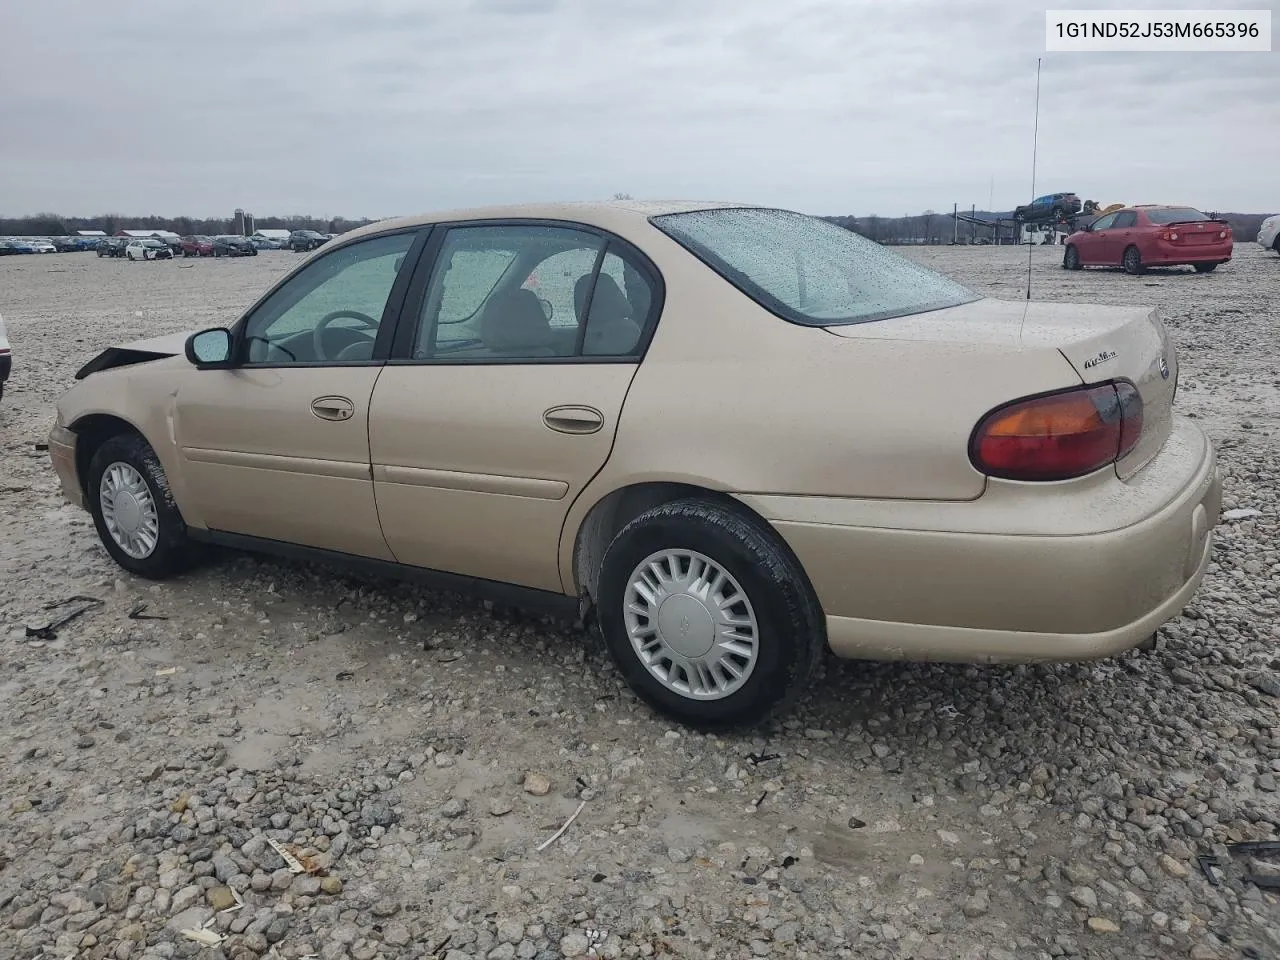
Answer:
[336,199,748,244]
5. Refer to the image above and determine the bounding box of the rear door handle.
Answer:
[543,405,604,435]
[311,396,354,421]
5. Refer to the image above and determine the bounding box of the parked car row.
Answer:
[177,235,261,258]
[0,231,339,260]
[1063,204,1234,275]
[0,238,57,254]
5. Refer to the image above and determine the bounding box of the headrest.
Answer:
[479,288,554,352]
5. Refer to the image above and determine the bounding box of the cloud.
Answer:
[0,0,1275,217]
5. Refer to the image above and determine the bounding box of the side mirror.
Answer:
[185,328,234,368]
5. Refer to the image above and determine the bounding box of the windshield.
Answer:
[651,207,978,325]
[1145,207,1214,225]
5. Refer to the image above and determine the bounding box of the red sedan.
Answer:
[1064,205,1232,275]
[181,235,215,258]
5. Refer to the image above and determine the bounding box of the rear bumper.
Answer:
[745,418,1221,663]
[1145,239,1232,264]
[49,423,84,509]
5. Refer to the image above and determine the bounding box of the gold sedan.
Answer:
[48,202,1221,727]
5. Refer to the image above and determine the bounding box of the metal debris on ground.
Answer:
[536,799,587,852]
[1197,854,1223,885]
[180,927,224,946]
[25,595,103,640]
[1226,839,1280,889]
[1222,508,1263,520]
[127,601,168,620]
[154,666,179,677]
[267,836,306,873]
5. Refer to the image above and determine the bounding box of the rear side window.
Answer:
[651,207,977,326]
[1145,207,1213,225]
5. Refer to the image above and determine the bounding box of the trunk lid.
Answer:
[1163,219,1230,246]
[823,298,1177,479]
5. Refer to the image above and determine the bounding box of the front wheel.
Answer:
[1193,262,1218,273]
[1122,245,1146,275]
[87,434,200,579]
[595,498,825,729]
[1063,245,1081,270]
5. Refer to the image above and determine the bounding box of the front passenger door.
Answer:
[175,229,422,558]
[1078,212,1117,264]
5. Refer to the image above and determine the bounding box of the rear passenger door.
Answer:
[1108,210,1138,262]
[368,221,662,592]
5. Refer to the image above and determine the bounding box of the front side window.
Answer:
[1090,213,1118,231]
[241,231,415,364]
[652,207,977,326]
[1112,211,1137,228]
[414,223,656,361]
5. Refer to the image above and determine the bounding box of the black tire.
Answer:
[86,434,199,579]
[1063,245,1081,270]
[1051,206,1064,221]
[595,498,825,729]
[1273,236,1280,255]
[214,248,222,258]
[1122,245,1145,275]
[1193,262,1218,273]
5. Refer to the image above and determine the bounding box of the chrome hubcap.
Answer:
[99,462,159,559]
[623,549,759,701]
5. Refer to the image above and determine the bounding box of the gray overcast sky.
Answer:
[1,0,1276,218]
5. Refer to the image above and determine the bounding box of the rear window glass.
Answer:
[650,207,978,326]
[1145,207,1213,224]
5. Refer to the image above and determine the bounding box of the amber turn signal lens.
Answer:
[970,382,1144,481]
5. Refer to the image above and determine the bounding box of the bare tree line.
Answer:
[3,205,1272,245]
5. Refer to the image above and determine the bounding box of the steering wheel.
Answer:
[313,310,379,361]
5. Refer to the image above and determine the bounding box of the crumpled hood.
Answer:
[74,330,194,380]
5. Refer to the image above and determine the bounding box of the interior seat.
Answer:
[478,288,557,358]
[573,273,642,355]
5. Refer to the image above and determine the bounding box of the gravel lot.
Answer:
[1,244,1277,960]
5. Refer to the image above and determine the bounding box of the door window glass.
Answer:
[1112,211,1137,228]
[242,232,415,364]
[416,224,604,360]
[1090,213,1118,231]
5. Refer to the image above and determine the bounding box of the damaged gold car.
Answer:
[49,202,1222,727]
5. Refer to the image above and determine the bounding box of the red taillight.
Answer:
[970,381,1144,481]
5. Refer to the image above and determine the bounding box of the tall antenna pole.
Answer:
[1027,56,1042,301]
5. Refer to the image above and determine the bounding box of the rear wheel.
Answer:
[1063,245,1081,270]
[1193,262,1218,273]
[87,434,200,579]
[595,498,824,729]
[1122,245,1145,275]
[1273,236,1280,255]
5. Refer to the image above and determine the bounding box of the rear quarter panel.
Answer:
[555,226,1083,588]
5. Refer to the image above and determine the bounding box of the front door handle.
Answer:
[311,395,354,421]
[543,405,604,435]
